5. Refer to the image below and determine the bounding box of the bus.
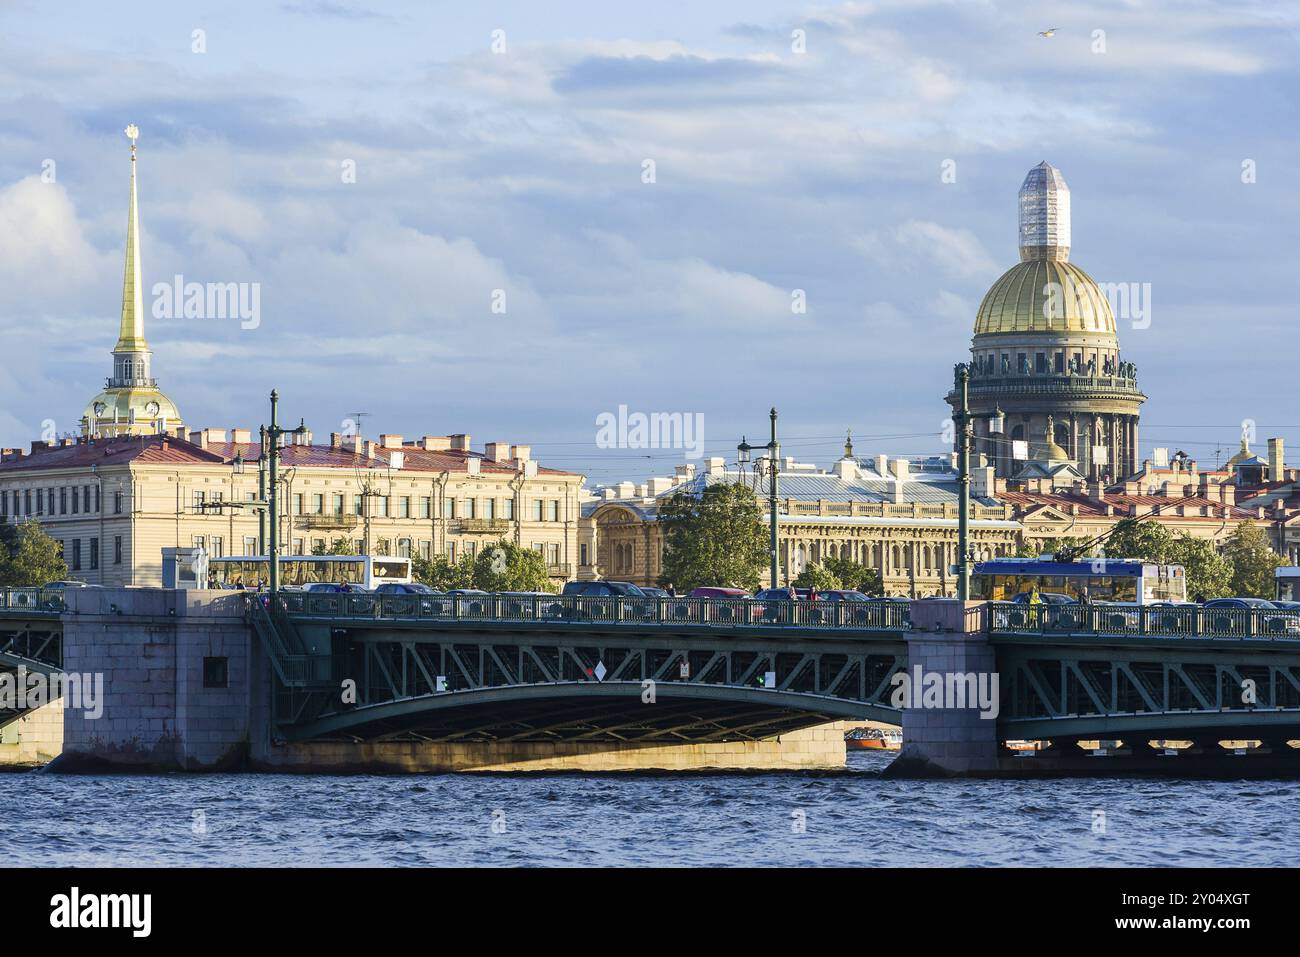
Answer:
[972,557,1186,605]
[1276,567,1300,603]
[206,555,412,591]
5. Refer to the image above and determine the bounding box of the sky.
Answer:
[1,0,1297,485]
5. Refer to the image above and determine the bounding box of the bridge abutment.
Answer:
[886,601,1000,778]
[51,589,251,772]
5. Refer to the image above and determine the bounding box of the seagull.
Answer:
[1037,28,1057,38]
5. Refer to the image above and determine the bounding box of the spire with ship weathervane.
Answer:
[116,123,147,353]
[81,125,184,438]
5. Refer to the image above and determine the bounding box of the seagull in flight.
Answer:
[1037,28,1057,38]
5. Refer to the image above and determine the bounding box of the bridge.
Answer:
[11,587,1300,772]
[0,589,65,729]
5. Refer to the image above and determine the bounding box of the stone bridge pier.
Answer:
[886,601,1000,777]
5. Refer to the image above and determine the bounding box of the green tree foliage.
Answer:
[793,562,841,591]
[1221,521,1283,599]
[0,520,68,586]
[411,553,475,590]
[1166,535,1232,602]
[471,539,554,593]
[658,481,766,592]
[1103,518,1234,600]
[311,537,355,556]
[816,556,884,595]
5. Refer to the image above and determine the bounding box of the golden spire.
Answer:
[115,124,147,352]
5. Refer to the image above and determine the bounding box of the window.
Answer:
[444,498,456,519]
[114,536,123,564]
[447,541,457,561]
[83,487,91,512]
[293,493,304,515]
[548,500,559,522]
[312,493,324,514]
[484,498,495,520]
[463,498,475,519]
[333,494,345,515]
[504,498,514,520]
[203,657,229,689]
[211,536,225,558]
[193,491,206,513]
[580,544,589,566]
[398,538,411,558]
[243,536,258,556]
[71,539,82,571]
[59,487,67,515]
[24,490,31,515]
[114,491,123,514]
[71,488,79,515]
[94,486,100,512]
[399,496,411,519]
[90,537,99,570]
[354,495,364,516]
[193,535,206,552]
[292,538,305,554]
[47,489,54,515]
[377,496,389,517]
[419,540,431,559]
[1054,351,1065,374]
[533,500,544,521]
[376,538,390,556]
[34,489,42,516]
[548,543,560,565]
[419,496,431,519]
[1,490,7,515]
[1035,353,1047,374]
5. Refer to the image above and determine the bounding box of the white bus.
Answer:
[207,555,412,591]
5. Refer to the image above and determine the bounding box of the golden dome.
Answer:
[973,259,1115,337]
[83,388,183,435]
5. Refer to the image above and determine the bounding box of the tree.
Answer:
[1166,534,1232,602]
[411,553,475,590]
[793,562,841,591]
[311,537,355,556]
[471,539,554,593]
[0,520,68,586]
[1101,519,1173,563]
[817,556,884,595]
[1103,518,1234,600]
[657,481,767,592]
[1222,521,1283,599]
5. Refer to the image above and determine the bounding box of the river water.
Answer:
[3,751,1293,867]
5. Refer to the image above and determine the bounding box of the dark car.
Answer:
[1010,591,1075,605]
[1203,597,1300,635]
[753,587,796,602]
[639,586,670,599]
[819,590,870,602]
[688,587,750,599]
[374,582,439,596]
[561,580,645,598]
[1203,598,1276,610]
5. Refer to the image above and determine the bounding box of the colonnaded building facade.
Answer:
[0,128,584,586]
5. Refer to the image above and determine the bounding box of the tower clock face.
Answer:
[145,400,161,417]
[93,402,107,416]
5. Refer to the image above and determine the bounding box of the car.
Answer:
[1010,591,1075,605]
[818,590,871,602]
[561,581,645,597]
[753,587,796,602]
[302,582,351,594]
[638,586,671,599]
[1273,600,1300,610]
[688,587,750,599]
[43,580,89,590]
[374,582,440,596]
[1203,598,1277,609]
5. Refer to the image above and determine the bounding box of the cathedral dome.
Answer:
[83,388,182,433]
[973,259,1116,337]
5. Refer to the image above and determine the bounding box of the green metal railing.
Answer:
[0,588,67,615]
[262,592,911,633]
[989,601,1300,640]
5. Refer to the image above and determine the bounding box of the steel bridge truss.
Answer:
[997,639,1300,741]
[276,625,907,743]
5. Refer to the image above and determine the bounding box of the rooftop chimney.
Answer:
[1270,438,1285,483]
[484,442,512,463]
[510,444,531,463]
[450,434,471,451]
[379,433,403,449]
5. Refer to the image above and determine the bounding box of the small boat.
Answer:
[845,727,902,751]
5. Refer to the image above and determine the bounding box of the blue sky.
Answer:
[1,0,1297,484]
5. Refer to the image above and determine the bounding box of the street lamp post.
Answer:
[265,390,308,602]
[953,364,1004,600]
[738,407,781,589]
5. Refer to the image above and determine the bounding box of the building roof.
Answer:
[203,442,578,478]
[0,435,227,473]
[997,489,1256,521]
[974,259,1116,337]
